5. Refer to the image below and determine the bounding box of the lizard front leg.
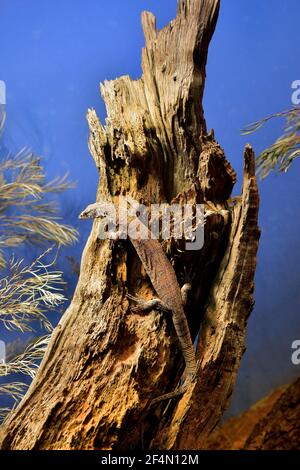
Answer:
[126,294,170,314]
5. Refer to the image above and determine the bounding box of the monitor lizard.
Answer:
[79,200,199,405]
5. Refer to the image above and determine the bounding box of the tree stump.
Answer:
[0,0,260,450]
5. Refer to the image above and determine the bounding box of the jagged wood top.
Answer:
[87,0,221,200]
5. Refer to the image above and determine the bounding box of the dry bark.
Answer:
[0,0,260,450]
[205,377,300,450]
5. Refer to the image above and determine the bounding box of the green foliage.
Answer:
[242,107,300,179]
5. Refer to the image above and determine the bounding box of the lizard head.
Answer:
[79,202,110,220]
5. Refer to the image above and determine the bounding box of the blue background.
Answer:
[0,0,299,416]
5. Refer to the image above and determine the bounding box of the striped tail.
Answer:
[172,308,197,377]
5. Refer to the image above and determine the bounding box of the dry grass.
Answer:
[0,383,28,402]
[0,147,78,421]
[0,336,50,379]
[0,337,50,421]
[0,149,78,268]
[242,107,300,179]
[0,248,66,332]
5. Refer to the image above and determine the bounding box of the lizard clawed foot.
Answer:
[179,267,195,306]
[181,283,191,307]
[126,294,170,314]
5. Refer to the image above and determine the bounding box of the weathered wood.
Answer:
[0,0,260,450]
[150,145,260,449]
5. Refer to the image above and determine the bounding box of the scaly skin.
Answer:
[79,202,197,403]
[132,237,197,380]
